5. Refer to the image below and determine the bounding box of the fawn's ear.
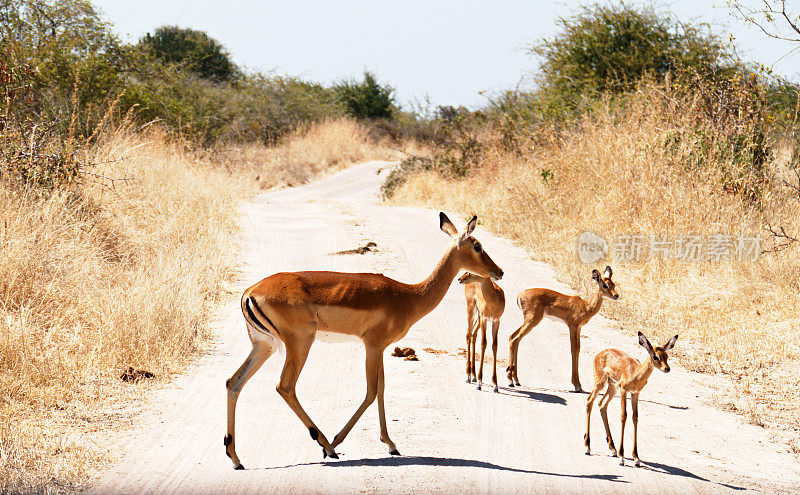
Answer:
[440,212,459,237]
[591,269,601,281]
[638,331,654,354]
[663,334,678,351]
[603,266,613,279]
[460,215,478,240]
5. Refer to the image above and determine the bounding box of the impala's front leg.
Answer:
[619,391,628,466]
[376,352,400,455]
[568,324,584,392]
[631,393,640,467]
[466,303,476,383]
[476,318,488,390]
[332,346,381,449]
[491,319,500,392]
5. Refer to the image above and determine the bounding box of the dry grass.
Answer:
[0,128,249,493]
[0,117,387,493]
[390,88,800,437]
[215,118,397,189]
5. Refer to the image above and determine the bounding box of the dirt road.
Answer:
[88,161,800,494]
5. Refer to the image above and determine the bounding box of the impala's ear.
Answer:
[638,331,654,354]
[663,334,678,351]
[591,269,601,281]
[440,212,459,237]
[603,266,613,279]
[461,215,478,238]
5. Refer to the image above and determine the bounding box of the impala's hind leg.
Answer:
[225,327,277,469]
[276,331,338,459]
[490,319,500,393]
[584,374,607,455]
[507,307,544,387]
[599,383,618,457]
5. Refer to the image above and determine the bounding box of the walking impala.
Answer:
[224,213,503,469]
[459,272,505,392]
[584,332,678,466]
[507,266,618,392]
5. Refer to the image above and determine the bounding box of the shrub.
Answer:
[335,71,395,120]
[138,25,237,82]
[531,3,735,102]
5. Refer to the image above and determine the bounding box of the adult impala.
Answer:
[224,213,503,469]
[507,266,618,392]
[459,272,505,392]
[584,331,678,467]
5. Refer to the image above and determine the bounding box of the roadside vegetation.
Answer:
[386,3,800,448]
[0,0,397,492]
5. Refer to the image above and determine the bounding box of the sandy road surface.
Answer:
[88,161,799,494]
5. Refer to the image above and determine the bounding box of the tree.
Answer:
[531,3,734,98]
[139,26,236,82]
[729,0,800,44]
[334,71,394,120]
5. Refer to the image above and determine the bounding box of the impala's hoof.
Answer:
[323,448,339,459]
[493,386,499,393]
[476,384,482,390]
[585,449,591,456]
[390,449,401,456]
[620,458,625,466]
[234,464,245,470]
[508,382,514,387]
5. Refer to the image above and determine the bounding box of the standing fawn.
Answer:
[459,272,505,392]
[507,266,618,392]
[585,332,678,467]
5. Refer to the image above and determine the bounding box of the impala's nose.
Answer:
[493,269,504,281]
[664,366,671,373]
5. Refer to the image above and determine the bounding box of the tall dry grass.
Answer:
[390,88,800,440]
[0,127,249,492]
[216,118,396,189]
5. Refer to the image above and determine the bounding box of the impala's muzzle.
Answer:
[490,269,503,281]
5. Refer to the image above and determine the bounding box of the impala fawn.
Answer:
[584,331,678,466]
[507,266,618,392]
[459,272,505,392]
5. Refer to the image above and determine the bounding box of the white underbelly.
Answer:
[543,313,564,325]
[315,330,362,343]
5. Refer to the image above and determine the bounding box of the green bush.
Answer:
[138,26,237,82]
[335,71,394,120]
[531,3,734,102]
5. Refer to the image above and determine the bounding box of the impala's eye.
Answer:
[602,283,608,289]
[474,244,482,253]
[653,355,661,362]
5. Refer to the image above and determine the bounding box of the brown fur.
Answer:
[460,273,505,392]
[584,332,677,467]
[507,266,618,392]
[223,213,503,469]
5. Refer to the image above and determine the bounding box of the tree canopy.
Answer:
[139,26,237,82]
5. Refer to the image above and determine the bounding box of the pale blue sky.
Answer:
[92,0,799,109]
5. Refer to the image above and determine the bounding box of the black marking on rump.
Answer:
[309,427,318,441]
[245,296,277,334]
